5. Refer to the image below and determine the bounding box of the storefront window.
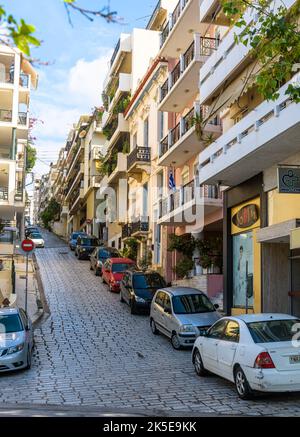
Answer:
[232,232,254,308]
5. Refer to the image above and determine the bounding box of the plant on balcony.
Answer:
[222,0,300,103]
[121,237,138,261]
[25,142,37,173]
[113,93,131,115]
[192,113,216,146]
[122,138,130,154]
[102,116,117,140]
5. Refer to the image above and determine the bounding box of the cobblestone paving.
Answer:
[1,231,300,416]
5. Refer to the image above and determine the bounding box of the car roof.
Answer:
[157,287,205,296]
[129,270,161,276]
[231,313,298,323]
[0,308,20,316]
[109,258,135,264]
[98,246,119,252]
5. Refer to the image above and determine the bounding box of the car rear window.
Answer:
[0,314,23,333]
[172,294,215,314]
[81,238,99,246]
[98,249,119,259]
[112,263,133,273]
[247,319,300,343]
[133,274,166,289]
[30,233,42,238]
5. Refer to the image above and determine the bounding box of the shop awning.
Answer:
[256,219,300,244]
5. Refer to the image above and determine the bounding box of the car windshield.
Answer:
[30,233,42,239]
[81,238,98,247]
[0,314,23,333]
[247,319,300,343]
[112,263,133,273]
[98,249,119,260]
[133,274,166,289]
[172,294,215,314]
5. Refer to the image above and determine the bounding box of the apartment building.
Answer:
[32,177,41,225]
[100,26,165,251]
[0,45,37,238]
[196,0,300,316]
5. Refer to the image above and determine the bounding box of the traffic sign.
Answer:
[21,239,35,252]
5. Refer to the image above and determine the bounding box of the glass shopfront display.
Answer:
[232,232,254,309]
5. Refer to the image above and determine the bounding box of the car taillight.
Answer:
[254,352,275,369]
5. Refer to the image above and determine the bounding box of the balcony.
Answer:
[69,186,84,215]
[107,153,127,185]
[18,112,28,126]
[107,113,129,149]
[107,73,131,115]
[127,146,151,174]
[158,181,222,225]
[200,0,230,25]
[158,35,219,112]
[198,74,300,187]
[159,0,207,58]
[131,217,149,237]
[65,163,84,200]
[0,109,12,123]
[159,103,221,167]
[199,0,297,106]
[104,34,132,88]
[146,0,168,30]
[0,187,8,201]
[19,73,29,88]
[14,189,24,202]
[122,223,132,239]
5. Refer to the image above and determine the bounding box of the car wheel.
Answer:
[171,332,182,350]
[109,282,113,292]
[234,365,253,400]
[150,318,159,335]
[90,264,93,271]
[25,348,32,370]
[78,254,82,260]
[130,300,137,315]
[193,349,207,376]
[120,292,125,303]
[95,269,100,277]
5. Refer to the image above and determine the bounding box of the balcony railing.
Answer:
[14,189,24,202]
[159,36,220,103]
[19,73,29,88]
[127,146,151,170]
[170,123,180,148]
[0,109,12,122]
[0,72,13,84]
[110,39,121,67]
[0,187,8,201]
[18,112,27,125]
[122,223,132,239]
[160,0,190,48]
[146,0,161,29]
[131,218,149,235]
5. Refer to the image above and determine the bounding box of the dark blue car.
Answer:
[69,231,87,251]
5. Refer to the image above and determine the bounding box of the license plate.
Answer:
[289,355,300,364]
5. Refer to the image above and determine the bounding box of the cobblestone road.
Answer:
[1,230,300,416]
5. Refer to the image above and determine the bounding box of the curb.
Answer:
[32,253,50,328]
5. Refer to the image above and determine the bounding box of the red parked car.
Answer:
[102,258,136,292]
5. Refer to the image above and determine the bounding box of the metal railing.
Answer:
[19,73,29,88]
[110,39,120,67]
[127,146,151,170]
[160,78,168,102]
[170,62,181,88]
[0,187,8,201]
[122,223,132,239]
[183,41,195,70]
[18,112,27,125]
[170,123,180,148]
[160,0,190,48]
[183,107,194,132]
[146,0,161,29]
[160,22,170,47]
[131,217,149,234]
[160,134,169,157]
[200,36,220,56]
[172,1,181,28]
[0,109,12,122]
[14,189,24,202]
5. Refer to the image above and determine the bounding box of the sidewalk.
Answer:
[14,254,44,325]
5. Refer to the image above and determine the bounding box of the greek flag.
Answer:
[169,171,176,191]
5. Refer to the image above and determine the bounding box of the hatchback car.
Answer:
[69,231,87,251]
[28,231,45,248]
[90,247,120,276]
[192,313,300,399]
[0,308,34,372]
[102,258,136,292]
[75,235,100,260]
[120,270,166,314]
[150,287,221,350]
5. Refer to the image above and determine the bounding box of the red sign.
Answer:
[21,239,35,252]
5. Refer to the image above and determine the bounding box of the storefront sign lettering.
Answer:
[278,167,300,194]
[232,204,259,229]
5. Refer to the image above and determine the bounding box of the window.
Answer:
[247,319,300,343]
[133,273,165,289]
[0,314,23,333]
[112,263,134,273]
[133,133,137,149]
[155,291,165,308]
[233,232,254,308]
[223,321,240,343]
[144,117,149,148]
[111,240,116,248]
[207,319,228,339]
[172,294,215,314]
[164,294,172,313]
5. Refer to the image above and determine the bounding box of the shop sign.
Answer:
[278,167,300,194]
[232,204,259,229]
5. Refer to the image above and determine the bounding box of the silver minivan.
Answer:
[150,287,221,350]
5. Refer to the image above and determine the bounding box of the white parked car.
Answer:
[28,232,45,248]
[192,313,300,399]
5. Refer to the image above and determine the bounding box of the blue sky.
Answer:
[3,0,155,177]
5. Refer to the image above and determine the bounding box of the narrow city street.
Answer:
[1,229,300,416]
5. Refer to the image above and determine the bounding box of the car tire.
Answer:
[109,282,113,292]
[171,332,182,350]
[95,269,100,277]
[193,349,207,376]
[25,348,32,370]
[120,292,125,303]
[78,254,82,260]
[90,265,93,271]
[234,365,253,400]
[130,300,137,315]
[150,318,159,335]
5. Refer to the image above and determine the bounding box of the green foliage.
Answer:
[139,248,153,270]
[173,257,194,279]
[26,143,37,173]
[168,233,196,257]
[113,93,131,115]
[196,237,223,270]
[121,238,138,261]
[191,113,215,146]
[221,0,300,103]
[40,199,61,229]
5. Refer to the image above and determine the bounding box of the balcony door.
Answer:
[142,183,148,222]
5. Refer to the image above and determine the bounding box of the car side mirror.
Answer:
[214,304,219,310]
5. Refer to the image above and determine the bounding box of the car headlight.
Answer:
[7,343,24,355]
[135,296,146,303]
[179,324,197,333]
[81,248,86,252]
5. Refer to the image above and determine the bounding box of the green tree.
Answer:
[40,199,61,229]
[26,143,37,173]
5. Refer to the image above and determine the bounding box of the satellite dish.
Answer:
[79,129,87,139]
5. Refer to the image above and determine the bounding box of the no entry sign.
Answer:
[21,239,35,252]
